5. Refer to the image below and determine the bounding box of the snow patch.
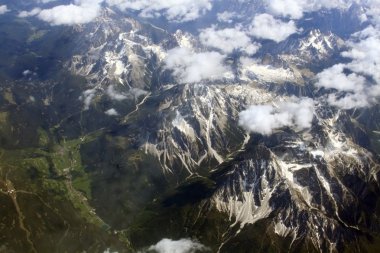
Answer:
[172,111,197,142]
[240,58,301,84]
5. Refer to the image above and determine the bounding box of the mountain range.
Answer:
[0,0,379,252]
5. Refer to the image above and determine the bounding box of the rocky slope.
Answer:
[63,7,380,253]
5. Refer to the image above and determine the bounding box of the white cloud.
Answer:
[164,47,230,83]
[315,25,380,109]
[342,26,380,84]
[199,26,260,55]
[363,0,380,25]
[326,92,370,109]
[106,0,212,22]
[80,89,97,110]
[105,108,119,116]
[103,248,118,253]
[22,69,38,79]
[265,0,351,19]
[38,0,102,25]
[315,64,366,92]
[18,8,42,18]
[130,88,149,99]
[37,0,60,3]
[239,97,315,135]
[22,70,33,76]
[249,14,299,43]
[106,85,127,101]
[0,5,9,15]
[217,11,239,23]
[20,0,103,25]
[265,0,305,19]
[145,238,209,253]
